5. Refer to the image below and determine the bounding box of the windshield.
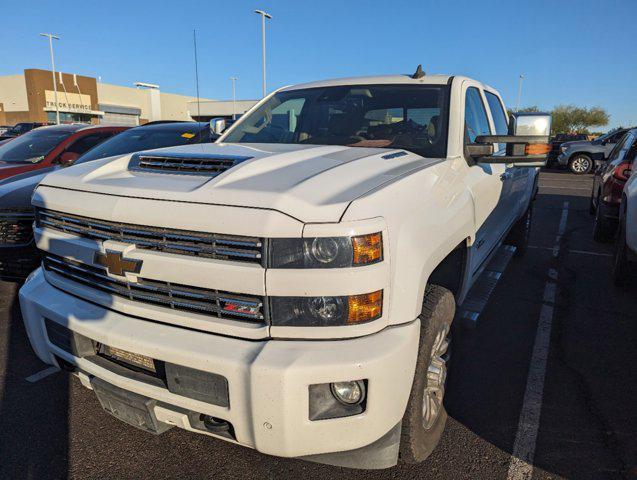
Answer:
[223,84,450,158]
[0,129,71,163]
[77,125,210,163]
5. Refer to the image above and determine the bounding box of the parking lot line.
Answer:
[507,201,569,480]
[25,366,59,383]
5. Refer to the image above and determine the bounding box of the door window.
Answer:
[608,134,630,160]
[464,87,492,144]
[484,92,508,135]
[66,132,114,155]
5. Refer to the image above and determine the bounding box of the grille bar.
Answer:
[0,212,35,245]
[129,152,252,177]
[43,254,265,323]
[36,209,264,264]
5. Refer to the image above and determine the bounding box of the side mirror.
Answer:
[210,118,227,136]
[57,151,80,166]
[470,113,552,167]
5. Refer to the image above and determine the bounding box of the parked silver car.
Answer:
[557,128,629,174]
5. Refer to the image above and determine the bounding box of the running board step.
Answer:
[458,244,516,327]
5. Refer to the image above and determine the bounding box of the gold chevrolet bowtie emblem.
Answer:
[93,250,142,276]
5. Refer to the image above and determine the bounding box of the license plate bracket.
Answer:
[91,377,172,434]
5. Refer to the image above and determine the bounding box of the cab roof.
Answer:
[282,74,499,94]
[282,74,454,91]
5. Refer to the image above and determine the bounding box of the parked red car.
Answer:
[590,130,637,241]
[0,124,127,181]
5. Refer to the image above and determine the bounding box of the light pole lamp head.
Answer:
[254,9,272,19]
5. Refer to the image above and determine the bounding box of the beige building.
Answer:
[0,68,212,126]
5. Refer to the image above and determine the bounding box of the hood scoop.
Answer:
[129,151,253,177]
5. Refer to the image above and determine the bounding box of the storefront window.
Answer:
[46,112,93,124]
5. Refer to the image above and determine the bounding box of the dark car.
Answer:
[0,121,214,279]
[547,133,588,165]
[0,122,50,141]
[590,129,637,241]
[557,128,630,174]
[0,124,127,181]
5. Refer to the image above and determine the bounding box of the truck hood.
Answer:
[37,143,438,223]
[561,140,593,150]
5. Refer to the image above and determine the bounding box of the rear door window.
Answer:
[66,132,114,155]
[464,87,492,143]
[484,92,508,135]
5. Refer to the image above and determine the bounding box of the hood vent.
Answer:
[129,152,253,177]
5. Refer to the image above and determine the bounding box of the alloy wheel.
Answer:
[422,324,451,430]
[571,157,591,174]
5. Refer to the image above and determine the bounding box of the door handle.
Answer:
[500,172,512,181]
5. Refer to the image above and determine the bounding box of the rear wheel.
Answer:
[506,203,533,257]
[399,285,454,464]
[613,211,632,286]
[589,188,597,215]
[593,201,613,243]
[569,154,593,175]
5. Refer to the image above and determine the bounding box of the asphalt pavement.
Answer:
[0,170,635,480]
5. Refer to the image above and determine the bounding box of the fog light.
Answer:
[330,380,365,405]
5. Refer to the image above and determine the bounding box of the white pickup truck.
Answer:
[19,71,551,469]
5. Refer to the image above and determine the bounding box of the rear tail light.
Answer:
[612,162,632,181]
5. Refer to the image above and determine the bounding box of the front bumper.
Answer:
[556,152,570,166]
[19,269,419,464]
[0,243,39,279]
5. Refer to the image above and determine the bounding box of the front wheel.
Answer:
[399,285,454,464]
[569,154,593,175]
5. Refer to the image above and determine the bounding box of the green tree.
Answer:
[550,105,609,135]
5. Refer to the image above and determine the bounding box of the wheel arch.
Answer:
[426,240,469,303]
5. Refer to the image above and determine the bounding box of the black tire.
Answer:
[569,154,593,175]
[506,202,533,257]
[613,209,631,286]
[589,189,597,215]
[593,201,613,243]
[399,285,454,464]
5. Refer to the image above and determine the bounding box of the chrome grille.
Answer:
[43,254,265,324]
[35,209,264,264]
[0,211,34,245]
[129,152,252,176]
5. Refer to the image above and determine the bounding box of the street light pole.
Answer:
[230,76,238,120]
[40,33,61,124]
[254,10,272,98]
[516,74,524,112]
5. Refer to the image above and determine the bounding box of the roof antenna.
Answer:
[412,64,425,79]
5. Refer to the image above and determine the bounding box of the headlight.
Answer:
[270,290,383,326]
[268,232,382,268]
[560,145,569,153]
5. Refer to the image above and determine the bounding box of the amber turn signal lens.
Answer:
[525,143,551,155]
[351,232,383,265]
[348,290,383,324]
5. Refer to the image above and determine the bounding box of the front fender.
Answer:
[342,158,475,325]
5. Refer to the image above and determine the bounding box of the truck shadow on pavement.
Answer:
[0,281,70,480]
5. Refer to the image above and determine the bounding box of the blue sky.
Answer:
[1,0,635,130]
